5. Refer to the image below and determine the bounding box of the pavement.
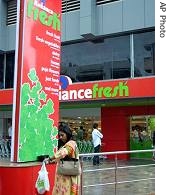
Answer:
[81,158,155,195]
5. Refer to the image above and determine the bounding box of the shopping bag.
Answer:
[35,162,50,194]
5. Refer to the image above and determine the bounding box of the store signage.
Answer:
[12,0,61,162]
[27,0,61,31]
[59,80,129,100]
[59,76,155,101]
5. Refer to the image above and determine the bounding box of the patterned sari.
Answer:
[52,140,81,195]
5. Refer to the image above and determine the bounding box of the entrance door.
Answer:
[59,108,101,154]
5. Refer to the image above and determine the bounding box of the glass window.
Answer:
[130,115,155,159]
[5,52,15,88]
[134,31,155,77]
[0,54,4,89]
[61,35,130,82]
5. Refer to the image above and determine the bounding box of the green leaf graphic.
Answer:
[19,68,58,162]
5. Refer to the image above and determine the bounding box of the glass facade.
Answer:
[5,52,15,88]
[134,31,155,77]
[0,31,155,90]
[61,35,131,82]
[61,30,155,83]
[0,52,15,89]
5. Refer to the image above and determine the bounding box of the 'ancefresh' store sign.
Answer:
[59,80,128,101]
[59,76,155,101]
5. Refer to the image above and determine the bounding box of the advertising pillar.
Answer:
[12,0,61,162]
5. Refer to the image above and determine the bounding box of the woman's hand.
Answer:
[44,156,56,164]
[43,157,51,164]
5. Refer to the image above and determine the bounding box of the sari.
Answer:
[52,140,81,195]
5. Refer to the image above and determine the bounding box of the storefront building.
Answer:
[0,0,155,161]
[0,1,155,193]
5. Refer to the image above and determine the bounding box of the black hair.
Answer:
[58,124,73,160]
[59,124,73,142]
[93,123,98,129]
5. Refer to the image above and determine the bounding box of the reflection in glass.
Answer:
[134,31,155,77]
[61,31,155,83]
[5,52,15,88]
[61,35,130,82]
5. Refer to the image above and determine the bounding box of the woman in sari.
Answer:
[46,124,81,195]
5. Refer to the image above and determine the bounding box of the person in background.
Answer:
[131,126,139,142]
[8,119,12,139]
[132,125,143,143]
[72,127,78,141]
[83,129,88,141]
[45,124,81,195]
[77,126,84,141]
[92,123,103,166]
[140,127,147,141]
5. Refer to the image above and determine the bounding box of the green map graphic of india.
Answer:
[19,68,58,162]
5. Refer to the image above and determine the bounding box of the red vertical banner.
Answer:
[12,0,61,162]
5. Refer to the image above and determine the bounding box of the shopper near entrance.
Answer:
[92,123,103,166]
[45,124,81,195]
[77,126,84,141]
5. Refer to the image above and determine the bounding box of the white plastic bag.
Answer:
[35,162,50,194]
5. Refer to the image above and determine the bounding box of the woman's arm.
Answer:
[48,144,74,163]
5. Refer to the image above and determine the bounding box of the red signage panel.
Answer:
[59,77,155,101]
[12,0,61,162]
